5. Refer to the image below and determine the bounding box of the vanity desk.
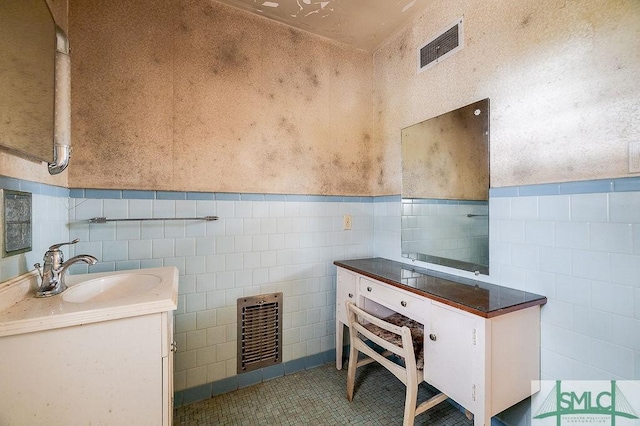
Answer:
[335,258,546,426]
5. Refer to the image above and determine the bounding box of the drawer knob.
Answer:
[429,334,437,341]
[400,301,407,307]
[367,286,372,292]
[348,293,353,298]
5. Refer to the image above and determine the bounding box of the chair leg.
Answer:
[336,321,343,370]
[346,344,359,401]
[402,374,418,426]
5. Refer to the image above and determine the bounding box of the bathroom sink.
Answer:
[0,266,177,337]
[62,273,163,304]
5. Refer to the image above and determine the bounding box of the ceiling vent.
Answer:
[417,17,464,73]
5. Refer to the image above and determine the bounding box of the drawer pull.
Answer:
[348,293,353,298]
[400,301,407,307]
[429,334,437,341]
[367,286,372,292]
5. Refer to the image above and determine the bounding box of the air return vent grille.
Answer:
[417,17,464,73]
[237,293,283,373]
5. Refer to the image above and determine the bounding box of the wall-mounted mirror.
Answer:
[401,98,490,275]
[0,0,71,174]
[0,0,55,161]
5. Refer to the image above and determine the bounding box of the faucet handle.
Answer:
[34,263,44,280]
[48,238,80,251]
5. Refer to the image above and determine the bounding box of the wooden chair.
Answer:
[345,302,448,426]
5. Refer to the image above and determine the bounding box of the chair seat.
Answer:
[362,313,424,370]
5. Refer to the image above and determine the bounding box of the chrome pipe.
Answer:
[49,26,71,175]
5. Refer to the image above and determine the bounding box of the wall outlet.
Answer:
[630,141,640,173]
[343,215,352,230]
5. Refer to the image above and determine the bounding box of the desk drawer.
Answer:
[337,269,357,325]
[358,278,426,322]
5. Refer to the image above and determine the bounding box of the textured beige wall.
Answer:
[374,0,640,192]
[69,0,375,195]
[5,1,639,193]
[46,0,68,31]
[0,0,68,187]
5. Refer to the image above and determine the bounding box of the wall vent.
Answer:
[417,17,464,73]
[237,292,283,374]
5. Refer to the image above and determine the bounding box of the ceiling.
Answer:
[213,0,430,52]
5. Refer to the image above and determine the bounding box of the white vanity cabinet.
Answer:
[163,311,175,425]
[0,266,179,426]
[335,267,357,369]
[0,311,175,425]
[422,300,543,422]
[335,259,545,426]
[423,302,478,410]
[336,267,357,326]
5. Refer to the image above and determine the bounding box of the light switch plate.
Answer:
[630,141,640,173]
[343,215,352,230]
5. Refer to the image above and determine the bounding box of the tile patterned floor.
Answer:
[174,363,474,425]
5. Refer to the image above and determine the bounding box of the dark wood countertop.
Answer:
[334,258,546,318]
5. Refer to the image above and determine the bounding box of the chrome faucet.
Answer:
[34,239,98,297]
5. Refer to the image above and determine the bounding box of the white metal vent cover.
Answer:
[417,17,464,73]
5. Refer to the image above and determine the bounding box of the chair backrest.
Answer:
[345,301,418,376]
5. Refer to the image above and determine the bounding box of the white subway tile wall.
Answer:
[68,197,375,391]
[66,190,640,390]
[374,200,401,260]
[2,181,639,416]
[489,192,640,381]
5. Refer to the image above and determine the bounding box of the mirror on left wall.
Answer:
[0,0,56,162]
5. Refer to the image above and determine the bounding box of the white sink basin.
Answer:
[0,266,178,338]
[62,273,163,304]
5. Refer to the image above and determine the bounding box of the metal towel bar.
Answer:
[88,216,218,223]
